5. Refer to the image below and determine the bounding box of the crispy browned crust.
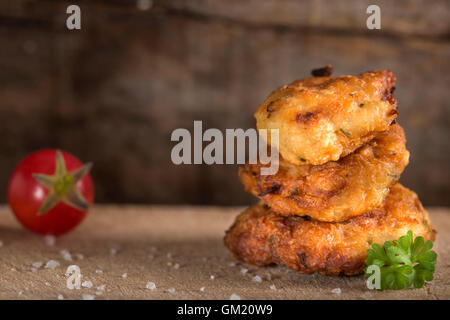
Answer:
[255,70,398,165]
[224,184,435,276]
[239,123,409,222]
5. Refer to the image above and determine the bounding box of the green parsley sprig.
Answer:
[364,230,437,290]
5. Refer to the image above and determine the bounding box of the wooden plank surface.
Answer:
[0,206,448,300]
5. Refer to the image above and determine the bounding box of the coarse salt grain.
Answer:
[173,263,180,270]
[252,275,262,283]
[57,294,64,300]
[230,293,241,300]
[240,268,248,275]
[96,269,103,274]
[10,268,16,272]
[270,284,276,290]
[110,248,118,255]
[331,288,342,294]
[96,291,103,296]
[60,249,72,261]
[97,285,105,291]
[82,294,95,300]
[210,275,215,280]
[82,281,93,288]
[31,268,37,273]
[167,252,172,259]
[228,261,236,267]
[44,235,56,246]
[146,282,156,290]
[32,261,43,269]
[75,253,84,260]
[45,282,51,287]
[168,288,176,293]
[200,287,205,292]
[45,260,60,269]
[122,273,127,278]
[361,292,372,300]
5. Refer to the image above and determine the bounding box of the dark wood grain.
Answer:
[0,0,449,205]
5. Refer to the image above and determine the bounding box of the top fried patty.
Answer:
[255,70,398,165]
[240,123,409,222]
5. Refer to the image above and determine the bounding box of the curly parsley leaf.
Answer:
[364,230,437,290]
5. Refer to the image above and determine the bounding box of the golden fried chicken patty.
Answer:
[239,123,409,222]
[255,70,398,166]
[224,184,435,276]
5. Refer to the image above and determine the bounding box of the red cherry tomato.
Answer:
[8,149,94,235]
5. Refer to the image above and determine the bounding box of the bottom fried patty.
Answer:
[224,184,435,276]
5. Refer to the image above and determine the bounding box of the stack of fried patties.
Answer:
[225,68,435,276]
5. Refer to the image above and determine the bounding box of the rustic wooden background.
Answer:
[0,0,449,206]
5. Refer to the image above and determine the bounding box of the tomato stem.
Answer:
[32,150,93,215]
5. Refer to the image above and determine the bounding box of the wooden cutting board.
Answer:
[0,205,448,300]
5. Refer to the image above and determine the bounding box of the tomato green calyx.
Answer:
[32,151,93,215]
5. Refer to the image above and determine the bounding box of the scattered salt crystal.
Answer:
[167,252,172,259]
[362,292,372,300]
[18,291,23,296]
[210,275,215,280]
[270,284,276,290]
[95,291,103,296]
[200,287,205,292]
[252,275,262,283]
[75,253,84,260]
[230,293,241,300]
[122,273,127,278]
[31,268,37,273]
[168,288,176,293]
[240,268,248,275]
[228,261,236,267]
[331,288,342,294]
[173,263,180,270]
[60,249,72,261]
[82,294,95,300]
[45,260,60,269]
[44,235,56,246]
[82,281,93,288]
[32,261,43,269]
[110,248,118,255]
[96,269,103,274]
[265,274,272,281]
[57,294,64,300]
[10,268,16,272]
[45,282,51,286]
[146,282,156,290]
[97,285,105,291]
